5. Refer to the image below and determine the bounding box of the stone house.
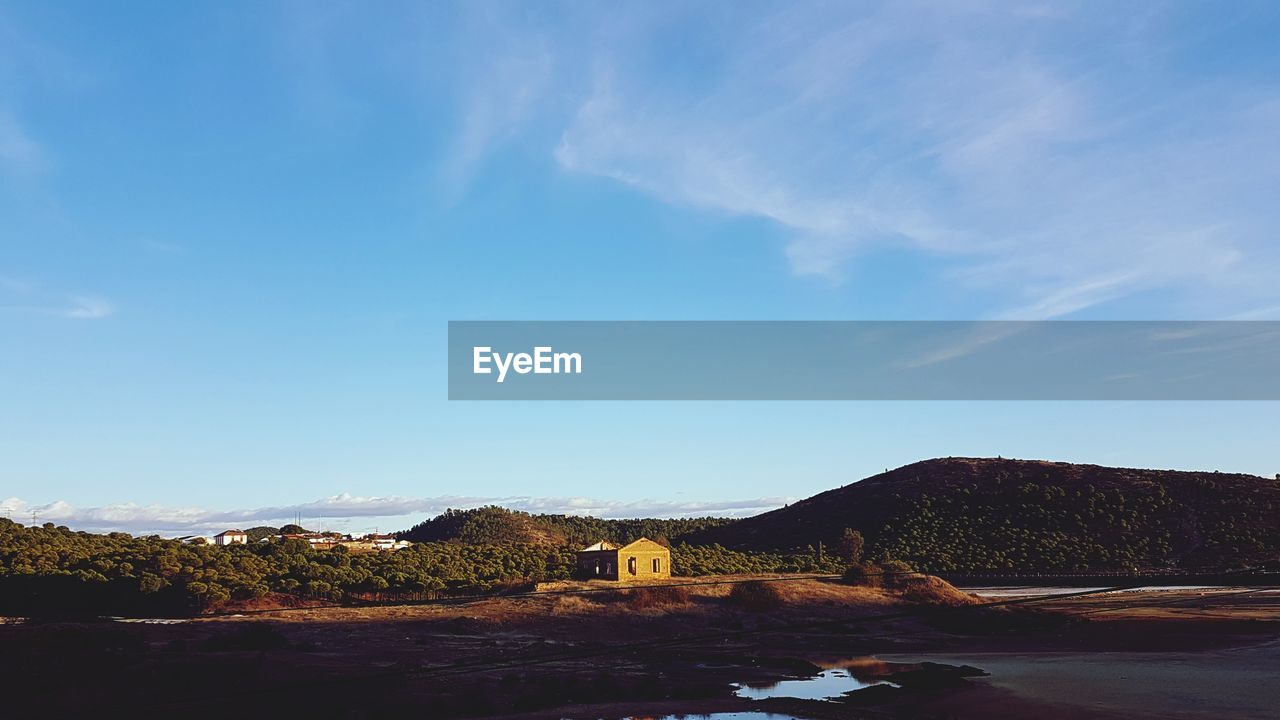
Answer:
[576,538,671,581]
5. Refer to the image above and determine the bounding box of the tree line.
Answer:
[0,517,841,617]
[399,506,736,547]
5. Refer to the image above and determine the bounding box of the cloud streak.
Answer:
[276,3,1280,319]
[0,280,114,319]
[0,493,789,536]
[0,108,41,173]
[57,295,114,319]
[547,3,1280,319]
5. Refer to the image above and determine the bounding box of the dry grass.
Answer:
[726,580,785,611]
[210,574,969,627]
[894,575,978,606]
[552,585,693,615]
[551,595,597,615]
[627,585,693,609]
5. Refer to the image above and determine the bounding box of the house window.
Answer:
[652,558,661,573]
[628,557,637,575]
[594,560,601,575]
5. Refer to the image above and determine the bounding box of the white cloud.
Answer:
[269,3,1279,319]
[0,492,788,536]
[550,3,1280,318]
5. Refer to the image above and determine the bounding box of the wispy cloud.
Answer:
[548,3,1280,318]
[58,295,113,319]
[269,3,1279,319]
[899,322,1029,368]
[0,280,114,319]
[0,5,67,180]
[0,108,41,173]
[0,493,788,536]
[434,6,554,203]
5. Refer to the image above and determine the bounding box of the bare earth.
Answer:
[1,578,1276,719]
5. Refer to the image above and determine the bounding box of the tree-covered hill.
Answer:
[0,518,831,617]
[0,518,580,615]
[687,457,1280,572]
[398,506,735,547]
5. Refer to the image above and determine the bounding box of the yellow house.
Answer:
[576,538,671,581]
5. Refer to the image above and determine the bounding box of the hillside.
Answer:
[686,457,1280,572]
[398,506,735,547]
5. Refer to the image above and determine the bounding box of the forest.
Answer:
[6,457,1274,617]
[690,458,1280,571]
[399,506,736,547]
[0,517,838,617]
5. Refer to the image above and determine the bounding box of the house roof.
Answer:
[619,537,669,552]
[215,530,245,536]
[578,538,669,552]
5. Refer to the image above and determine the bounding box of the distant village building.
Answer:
[213,530,248,546]
[283,532,343,550]
[363,533,410,551]
[577,538,671,581]
[176,535,213,545]
[276,532,410,552]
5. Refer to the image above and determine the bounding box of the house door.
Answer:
[627,556,637,575]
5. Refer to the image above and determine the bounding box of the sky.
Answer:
[2,1,1278,536]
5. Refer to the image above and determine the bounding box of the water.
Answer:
[959,585,1229,598]
[961,586,1112,597]
[878,640,1280,720]
[627,715,806,720]
[733,668,895,701]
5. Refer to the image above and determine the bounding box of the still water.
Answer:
[733,668,894,701]
[879,639,1280,720]
[627,715,805,720]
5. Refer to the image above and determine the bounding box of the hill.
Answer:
[398,506,735,547]
[686,457,1280,572]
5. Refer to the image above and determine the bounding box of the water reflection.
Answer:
[733,668,896,701]
[627,715,807,720]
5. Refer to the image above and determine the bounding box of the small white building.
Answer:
[284,532,344,549]
[214,529,249,546]
[365,534,410,551]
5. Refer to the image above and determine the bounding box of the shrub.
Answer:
[878,559,917,588]
[627,585,691,609]
[726,580,785,611]
[841,561,883,588]
[837,528,865,565]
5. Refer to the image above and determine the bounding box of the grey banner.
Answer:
[448,321,1280,400]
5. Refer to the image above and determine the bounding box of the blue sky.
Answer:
[2,1,1278,534]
